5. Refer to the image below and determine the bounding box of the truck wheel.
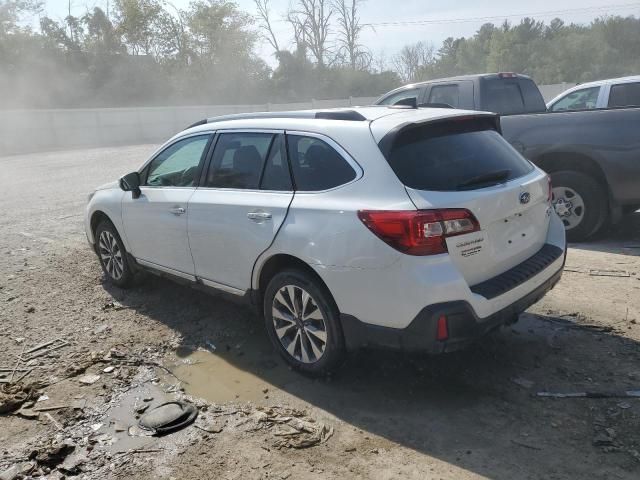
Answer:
[263,269,345,375]
[551,171,607,242]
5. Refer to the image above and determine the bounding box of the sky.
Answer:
[39,0,640,66]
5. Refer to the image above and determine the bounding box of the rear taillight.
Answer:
[547,175,553,203]
[357,209,480,256]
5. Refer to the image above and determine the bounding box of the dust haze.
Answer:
[1,0,639,110]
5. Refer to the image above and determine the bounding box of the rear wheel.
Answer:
[551,171,607,242]
[95,220,134,288]
[263,269,345,375]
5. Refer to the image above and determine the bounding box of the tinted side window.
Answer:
[428,84,460,107]
[550,87,600,112]
[608,82,640,108]
[379,88,420,106]
[145,135,210,187]
[206,133,273,189]
[260,136,292,191]
[287,135,356,191]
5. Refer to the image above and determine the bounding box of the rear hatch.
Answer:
[373,113,551,287]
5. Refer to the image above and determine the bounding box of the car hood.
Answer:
[95,180,119,191]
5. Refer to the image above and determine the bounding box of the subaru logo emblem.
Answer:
[519,192,531,204]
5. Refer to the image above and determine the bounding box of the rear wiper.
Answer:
[456,169,511,190]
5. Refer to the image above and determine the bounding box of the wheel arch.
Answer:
[89,210,130,251]
[254,254,336,307]
[534,151,610,194]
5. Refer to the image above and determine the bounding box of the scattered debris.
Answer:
[34,442,76,468]
[78,374,101,385]
[511,377,534,389]
[22,338,69,361]
[44,412,63,430]
[138,401,198,435]
[253,406,334,449]
[593,431,615,446]
[93,324,111,335]
[589,269,630,278]
[537,389,640,398]
[103,366,115,373]
[0,465,19,480]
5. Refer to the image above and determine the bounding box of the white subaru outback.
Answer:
[85,106,566,374]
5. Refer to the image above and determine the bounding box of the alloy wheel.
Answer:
[271,285,328,364]
[98,230,124,280]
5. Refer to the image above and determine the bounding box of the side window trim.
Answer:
[139,132,213,188]
[284,130,363,193]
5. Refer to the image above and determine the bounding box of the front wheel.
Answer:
[263,269,345,375]
[551,171,607,242]
[95,220,135,288]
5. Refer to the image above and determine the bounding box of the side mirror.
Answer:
[120,172,141,199]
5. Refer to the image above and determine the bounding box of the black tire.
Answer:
[263,269,345,375]
[94,220,135,288]
[551,170,608,242]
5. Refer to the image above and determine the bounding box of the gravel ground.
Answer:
[1,145,639,479]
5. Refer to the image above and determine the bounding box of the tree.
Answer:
[113,0,163,55]
[254,0,279,54]
[392,41,434,82]
[333,0,370,70]
[288,0,333,67]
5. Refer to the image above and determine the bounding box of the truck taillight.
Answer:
[357,209,480,256]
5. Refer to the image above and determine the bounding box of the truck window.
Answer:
[608,82,640,108]
[480,79,525,115]
[549,87,600,112]
[428,85,460,107]
[379,88,421,106]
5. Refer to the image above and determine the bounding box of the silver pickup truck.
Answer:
[376,73,640,241]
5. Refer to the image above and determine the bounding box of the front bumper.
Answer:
[341,263,564,354]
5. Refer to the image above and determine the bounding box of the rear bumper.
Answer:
[341,262,564,354]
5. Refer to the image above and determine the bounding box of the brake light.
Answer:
[436,315,449,341]
[498,72,517,78]
[357,209,480,256]
[547,175,553,203]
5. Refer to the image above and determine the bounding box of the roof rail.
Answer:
[186,109,367,128]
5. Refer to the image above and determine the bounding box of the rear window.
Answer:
[385,120,534,191]
[608,82,640,108]
[480,78,545,114]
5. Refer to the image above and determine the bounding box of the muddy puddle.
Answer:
[168,335,301,403]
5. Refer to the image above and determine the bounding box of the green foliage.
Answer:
[408,16,640,85]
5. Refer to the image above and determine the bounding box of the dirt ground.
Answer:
[1,145,639,480]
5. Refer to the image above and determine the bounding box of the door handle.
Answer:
[247,211,272,222]
[169,206,186,215]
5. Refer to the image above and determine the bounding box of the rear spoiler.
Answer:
[377,113,501,159]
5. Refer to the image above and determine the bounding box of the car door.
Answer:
[187,131,294,293]
[121,133,213,278]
